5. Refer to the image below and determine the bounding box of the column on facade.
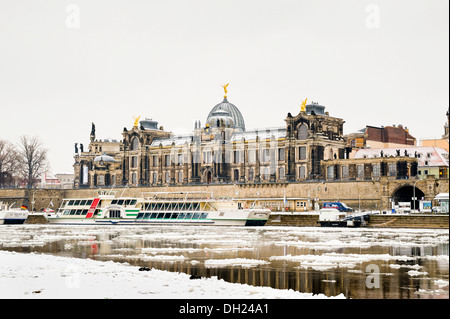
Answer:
[254,137,261,183]
[240,140,247,183]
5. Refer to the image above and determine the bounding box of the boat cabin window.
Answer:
[139,201,203,212]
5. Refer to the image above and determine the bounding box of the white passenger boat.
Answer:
[45,190,139,225]
[45,190,270,226]
[136,192,270,226]
[0,202,29,225]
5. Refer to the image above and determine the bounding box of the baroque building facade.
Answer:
[73,92,349,188]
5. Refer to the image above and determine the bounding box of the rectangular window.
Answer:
[299,166,306,179]
[373,164,380,177]
[165,155,170,166]
[388,163,396,176]
[278,167,285,180]
[234,150,240,163]
[98,175,105,186]
[342,166,349,179]
[152,156,158,167]
[262,166,270,180]
[131,156,138,168]
[278,148,285,161]
[327,166,334,180]
[357,165,364,179]
[248,149,256,163]
[262,149,270,162]
[299,146,306,160]
[248,168,254,181]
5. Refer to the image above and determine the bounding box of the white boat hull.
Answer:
[0,211,29,225]
[45,209,270,226]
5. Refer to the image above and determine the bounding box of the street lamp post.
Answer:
[413,179,419,213]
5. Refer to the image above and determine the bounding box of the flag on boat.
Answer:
[21,205,28,210]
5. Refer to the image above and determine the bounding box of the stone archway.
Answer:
[392,185,425,212]
[202,169,213,184]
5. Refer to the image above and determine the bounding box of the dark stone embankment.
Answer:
[267,213,449,229]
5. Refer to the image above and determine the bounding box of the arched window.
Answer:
[131,137,139,150]
[297,124,308,140]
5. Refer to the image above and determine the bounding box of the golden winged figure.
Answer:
[301,98,308,112]
[133,115,141,127]
[221,83,229,98]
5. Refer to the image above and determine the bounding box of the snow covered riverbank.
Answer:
[0,251,345,299]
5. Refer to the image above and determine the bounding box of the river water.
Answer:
[0,224,448,299]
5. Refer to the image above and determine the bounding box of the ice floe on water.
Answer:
[0,225,448,299]
[204,258,270,268]
[0,251,343,299]
[269,252,416,270]
[407,270,428,277]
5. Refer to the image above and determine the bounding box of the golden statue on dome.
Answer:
[221,83,229,98]
[133,115,141,127]
[301,98,308,112]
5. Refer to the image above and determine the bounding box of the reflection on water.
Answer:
[0,225,448,299]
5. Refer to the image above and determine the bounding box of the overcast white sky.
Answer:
[0,0,448,174]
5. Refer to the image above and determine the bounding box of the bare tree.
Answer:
[0,139,20,187]
[17,135,49,188]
